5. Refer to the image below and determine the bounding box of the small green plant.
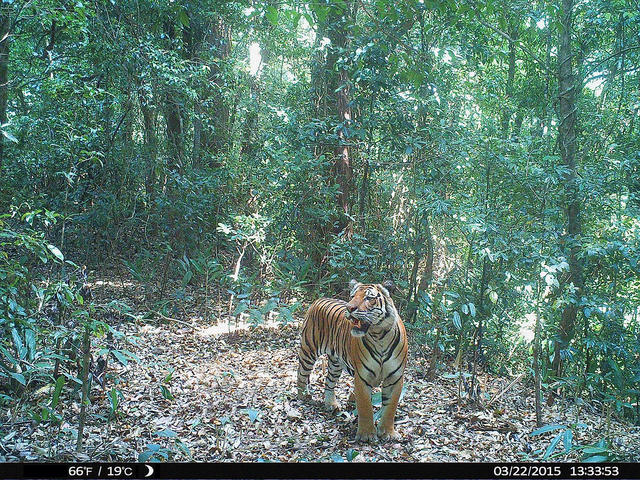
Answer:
[329,449,359,462]
[527,422,620,461]
[138,429,191,462]
[108,387,123,419]
[577,439,616,462]
[159,369,174,401]
[529,423,581,460]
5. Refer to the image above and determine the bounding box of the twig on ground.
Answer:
[152,310,195,328]
[486,373,524,408]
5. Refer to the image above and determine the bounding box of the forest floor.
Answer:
[3,269,640,462]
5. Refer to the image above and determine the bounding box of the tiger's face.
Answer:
[345,280,394,337]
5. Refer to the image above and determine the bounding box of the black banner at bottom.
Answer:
[0,462,637,480]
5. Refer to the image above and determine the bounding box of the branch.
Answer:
[473,13,551,74]
[357,0,422,61]
[9,0,35,32]
[46,20,56,52]
[109,104,132,146]
[583,45,640,80]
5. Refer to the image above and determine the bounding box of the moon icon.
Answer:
[144,464,154,477]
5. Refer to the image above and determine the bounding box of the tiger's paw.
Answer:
[355,429,377,443]
[377,426,400,442]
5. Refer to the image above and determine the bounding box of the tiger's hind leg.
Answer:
[324,356,342,411]
[297,344,317,400]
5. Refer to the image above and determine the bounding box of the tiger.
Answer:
[297,279,408,442]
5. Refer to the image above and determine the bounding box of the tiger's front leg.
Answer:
[353,374,375,442]
[377,375,403,442]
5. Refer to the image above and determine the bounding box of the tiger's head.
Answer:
[345,279,397,337]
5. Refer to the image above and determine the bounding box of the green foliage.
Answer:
[1,210,73,391]
[527,423,622,462]
[327,233,384,286]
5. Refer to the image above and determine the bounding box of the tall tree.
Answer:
[207,15,232,160]
[163,18,185,172]
[313,1,355,236]
[330,3,353,236]
[137,75,159,200]
[190,13,232,167]
[553,0,583,376]
[0,1,10,170]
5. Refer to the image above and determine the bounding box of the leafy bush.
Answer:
[0,209,137,454]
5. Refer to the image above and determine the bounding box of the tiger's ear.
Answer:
[349,279,361,294]
[382,280,396,294]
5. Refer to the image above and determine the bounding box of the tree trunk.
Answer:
[470,156,492,399]
[163,20,184,172]
[334,66,352,235]
[182,13,200,167]
[553,0,583,377]
[206,16,232,159]
[190,15,232,167]
[192,100,203,166]
[406,215,434,324]
[312,2,354,237]
[512,107,524,139]
[76,324,91,452]
[327,2,354,235]
[241,76,259,156]
[0,1,10,170]
[406,214,422,310]
[164,96,183,171]
[241,9,273,158]
[121,92,134,143]
[533,279,543,426]
[311,17,329,124]
[470,255,488,400]
[358,156,370,231]
[541,22,553,137]
[184,14,204,167]
[138,81,158,201]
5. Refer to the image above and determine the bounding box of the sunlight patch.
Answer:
[249,42,262,76]
[585,75,605,96]
[519,312,537,343]
[196,316,292,338]
[87,280,137,288]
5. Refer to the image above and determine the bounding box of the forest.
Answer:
[0,0,639,463]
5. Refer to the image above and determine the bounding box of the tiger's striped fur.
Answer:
[297,280,408,442]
